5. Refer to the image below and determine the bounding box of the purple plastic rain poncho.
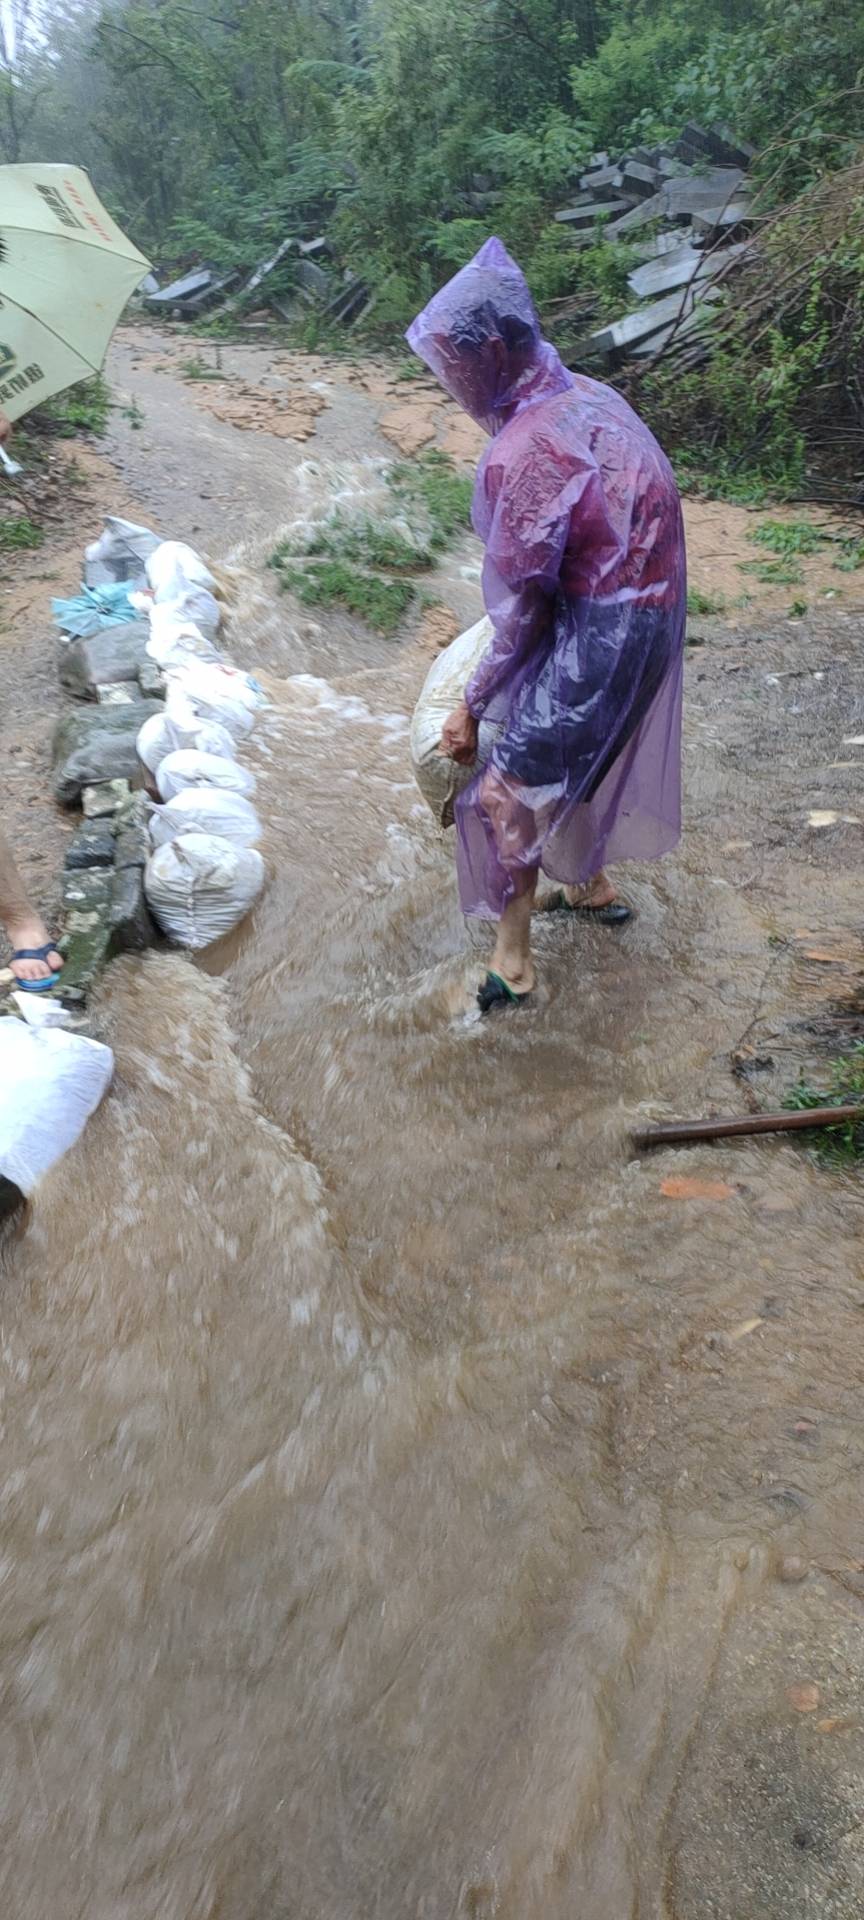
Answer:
[406,237,686,920]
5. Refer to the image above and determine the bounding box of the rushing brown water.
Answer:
[3,407,864,1917]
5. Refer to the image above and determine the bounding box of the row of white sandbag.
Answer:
[1,539,231,1199]
[130,541,268,951]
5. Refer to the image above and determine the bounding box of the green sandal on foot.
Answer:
[477,971,533,1015]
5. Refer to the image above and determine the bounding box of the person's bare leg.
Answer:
[0,830,62,983]
[489,870,537,994]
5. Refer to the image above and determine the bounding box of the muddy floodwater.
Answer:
[2,332,864,1918]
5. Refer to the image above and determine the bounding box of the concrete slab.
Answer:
[604,194,666,239]
[621,162,664,200]
[627,242,745,301]
[555,199,634,228]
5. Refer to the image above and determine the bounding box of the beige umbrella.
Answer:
[0,163,150,469]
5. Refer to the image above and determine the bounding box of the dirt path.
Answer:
[2,330,864,1918]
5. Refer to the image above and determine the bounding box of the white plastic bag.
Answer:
[137,699,237,775]
[155,750,257,803]
[149,787,262,850]
[11,994,73,1028]
[85,516,160,589]
[166,662,264,740]
[0,1021,114,1197]
[160,585,221,637]
[146,541,216,595]
[145,833,264,950]
[146,542,221,637]
[145,606,222,670]
[410,615,503,826]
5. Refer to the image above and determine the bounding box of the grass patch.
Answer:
[275,559,415,636]
[748,517,864,574]
[36,375,111,438]
[0,515,43,553]
[397,450,474,549]
[672,455,796,508]
[750,518,826,557]
[833,541,864,572]
[180,352,231,382]
[742,557,805,587]
[687,586,726,616]
[269,449,473,635]
[784,1043,864,1164]
[303,512,432,573]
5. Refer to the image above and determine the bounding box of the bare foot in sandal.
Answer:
[7,917,64,988]
[538,869,632,923]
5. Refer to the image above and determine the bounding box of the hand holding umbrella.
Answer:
[0,408,22,477]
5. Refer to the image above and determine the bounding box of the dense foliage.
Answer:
[3,0,863,490]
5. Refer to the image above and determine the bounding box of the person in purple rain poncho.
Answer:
[407,238,686,1013]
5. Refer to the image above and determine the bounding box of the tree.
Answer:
[0,0,43,159]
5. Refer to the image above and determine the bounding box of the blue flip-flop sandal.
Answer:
[10,943,63,993]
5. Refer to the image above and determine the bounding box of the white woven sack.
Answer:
[137,703,238,776]
[155,750,256,802]
[0,1022,114,1196]
[145,832,264,950]
[410,615,503,826]
[149,787,261,850]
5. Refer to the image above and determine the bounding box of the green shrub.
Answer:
[33,375,110,438]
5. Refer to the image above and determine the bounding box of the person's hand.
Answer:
[440,701,478,766]
[0,413,11,447]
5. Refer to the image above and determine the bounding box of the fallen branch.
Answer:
[631,1104,864,1150]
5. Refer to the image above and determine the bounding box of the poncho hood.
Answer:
[406,237,572,431]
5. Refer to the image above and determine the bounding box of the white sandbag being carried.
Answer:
[146,542,221,637]
[0,1021,114,1197]
[410,614,504,827]
[136,696,237,776]
[149,786,261,850]
[145,832,264,950]
[85,516,160,589]
[145,605,222,670]
[156,749,257,803]
[166,661,264,741]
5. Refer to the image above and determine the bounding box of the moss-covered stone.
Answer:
[52,700,162,806]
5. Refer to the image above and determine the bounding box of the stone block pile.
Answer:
[48,605,168,1005]
[554,120,756,368]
